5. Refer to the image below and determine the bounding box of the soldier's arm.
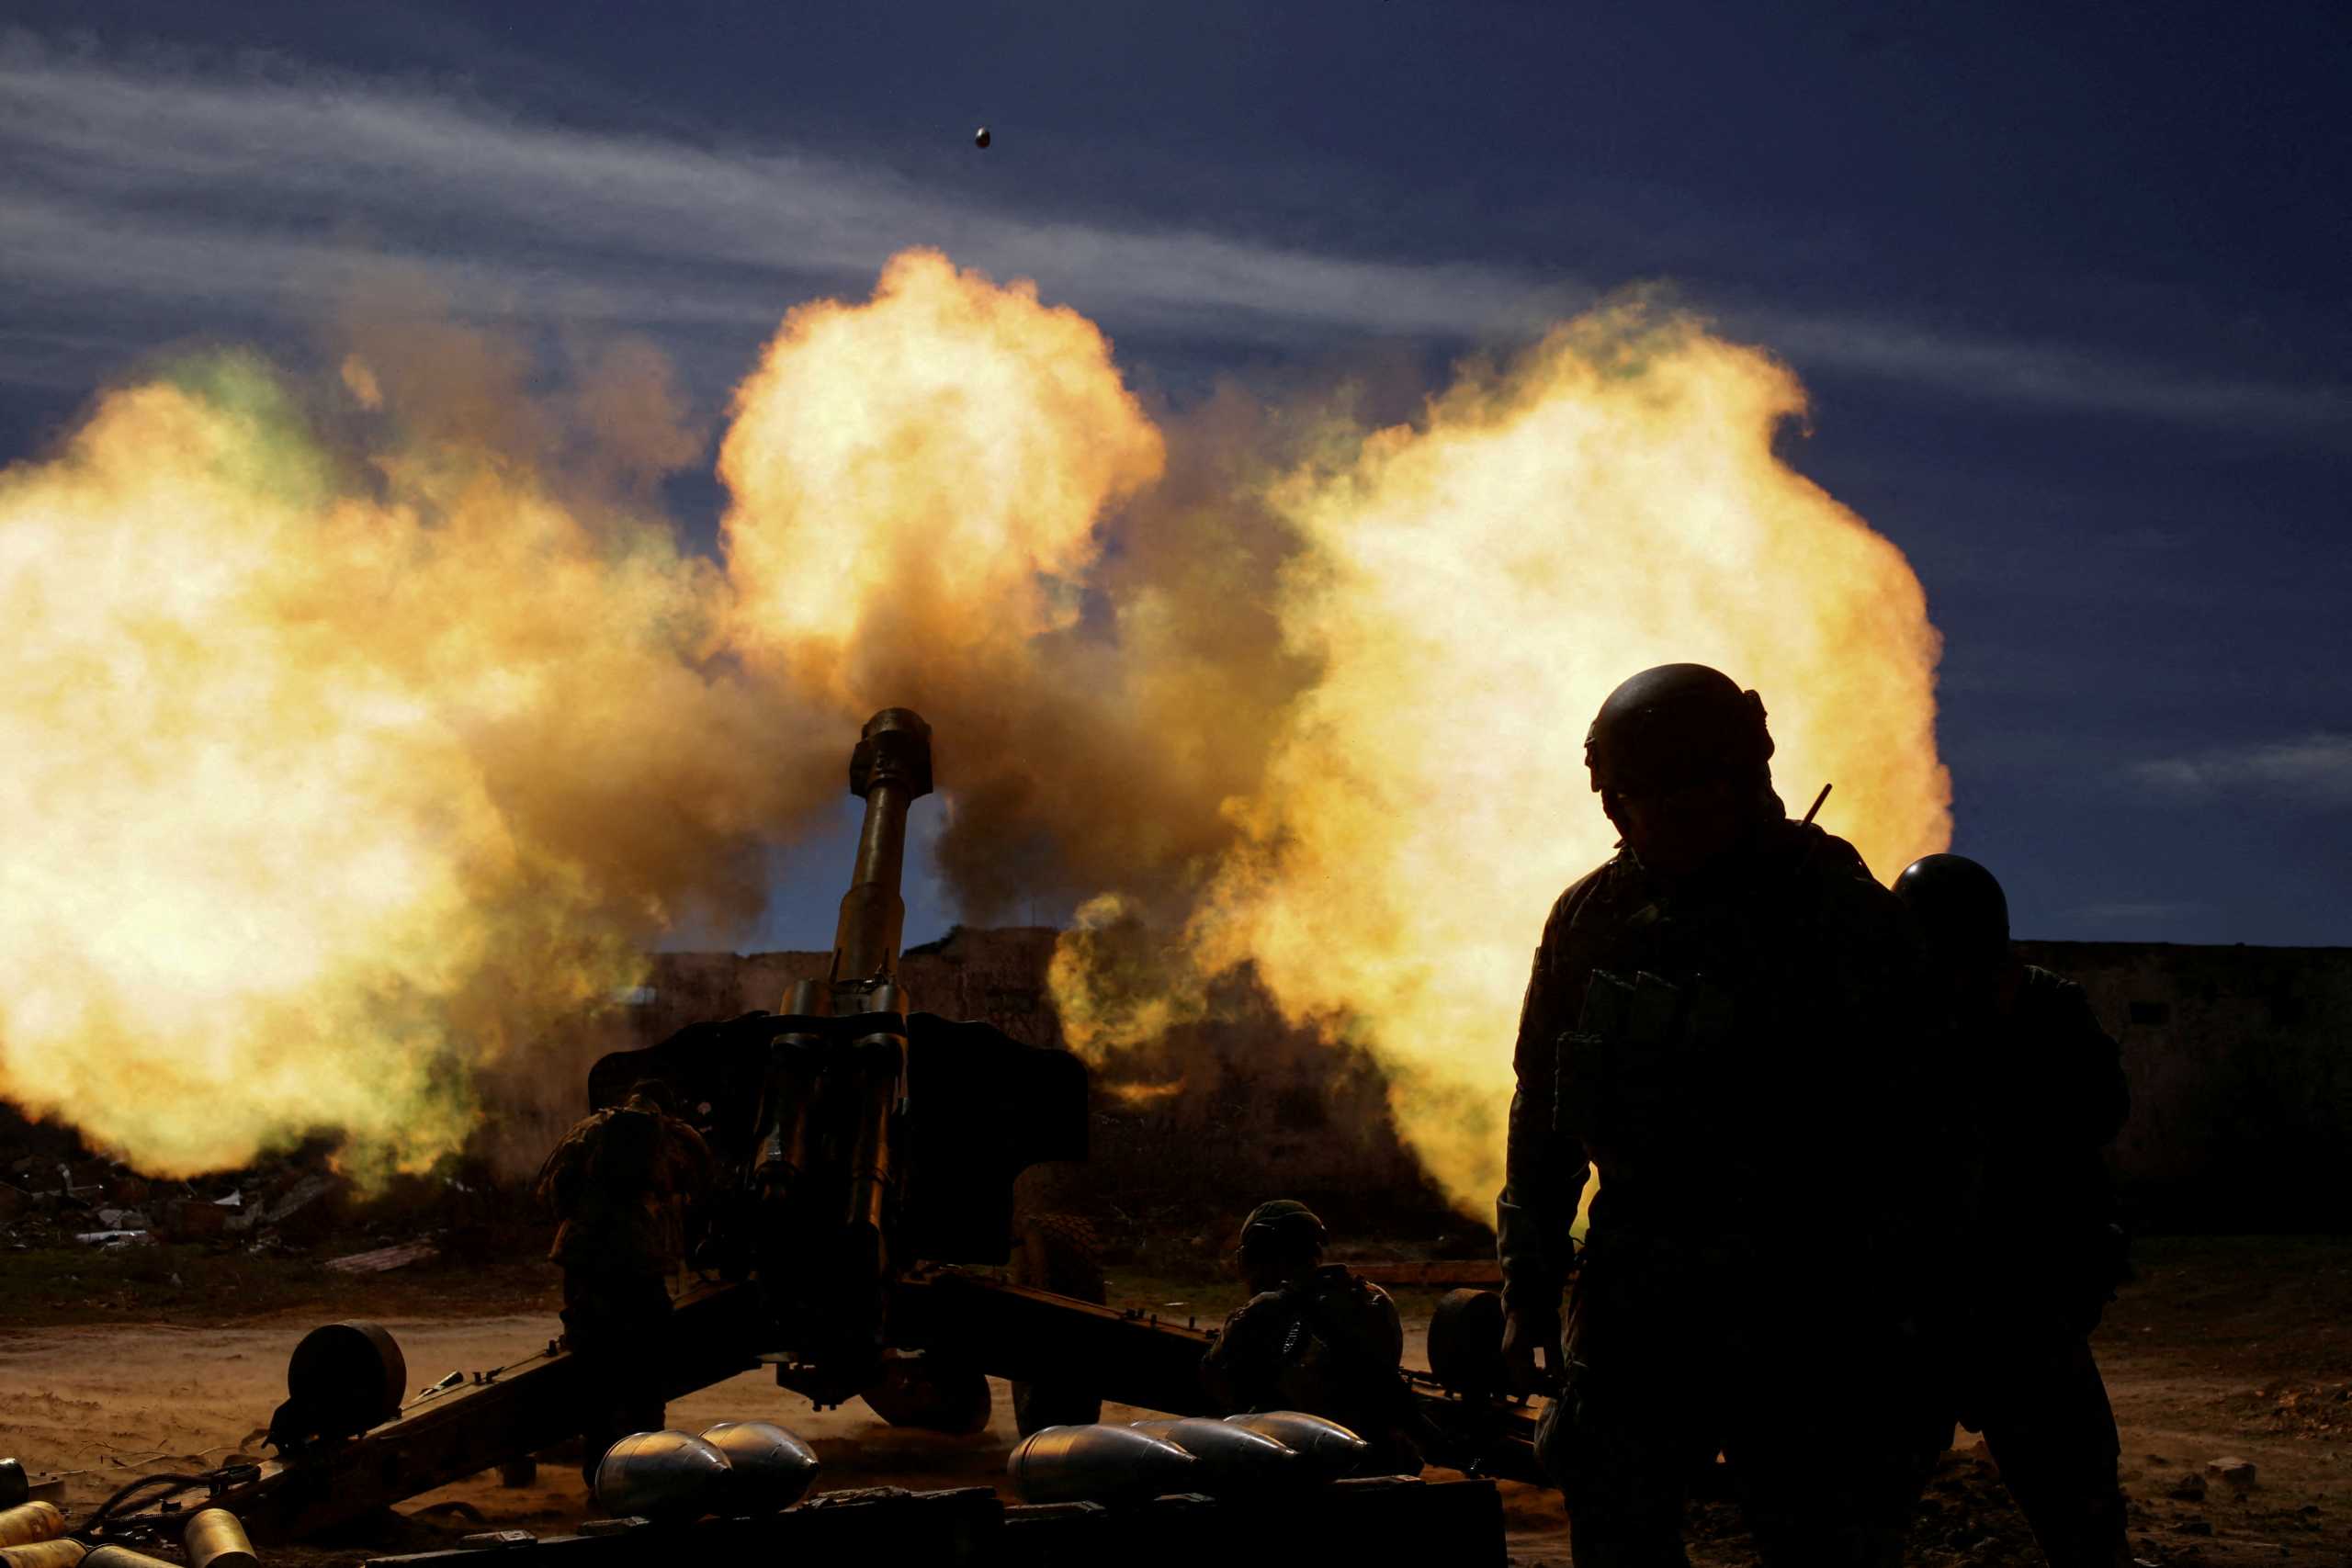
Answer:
[533,1120,590,1214]
[1200,1294,1283,1411]
[2053,981,2130,1147]
[674,1120,721,1197]
[1497,883,1595,1319]
[1368,1284,1406,1368]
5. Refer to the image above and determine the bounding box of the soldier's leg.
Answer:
[1541,1254,1705,1567]
[612,1272,676,1438]
[1725,1323,1935,1568]
[561,1273,627,1487]
[1981,1339,2130,1568]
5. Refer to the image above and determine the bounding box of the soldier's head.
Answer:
[1894,853,2019,1015]
[1586,663,1779,875]
[1234,1199,1328,1293]
[625,1077,676,1116]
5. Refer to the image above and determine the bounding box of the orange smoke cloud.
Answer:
[1052,304,1951,1213]
[720,248,1164,686]
[0,347,808,1180]
[1,251,1946,1217]
[718,252,1303,921]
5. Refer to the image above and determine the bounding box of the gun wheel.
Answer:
[861,1358,994,1435]
[1011,1213,1108,1435]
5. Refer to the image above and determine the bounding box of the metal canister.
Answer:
[699,1422,820,1515]
[0,1540,85,1568]
[593,1430,732,1524]
[0,1504,64,1547]
[84,1547,178,1568]
[0,1460,26,1509]
[181,1508,259,1568]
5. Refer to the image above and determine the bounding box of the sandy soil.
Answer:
[0,1236,2343,1566]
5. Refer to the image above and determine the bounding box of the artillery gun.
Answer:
[107,709,1541,1548]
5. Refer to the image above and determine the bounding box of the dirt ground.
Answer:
[0,1235,2343,1566]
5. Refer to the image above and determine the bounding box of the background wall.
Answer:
[2018,940,2352,1232]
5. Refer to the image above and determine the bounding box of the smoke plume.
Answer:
[0,251,1947,1212]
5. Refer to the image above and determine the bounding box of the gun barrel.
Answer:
[827,708,933,992]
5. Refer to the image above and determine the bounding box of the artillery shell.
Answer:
[1128,1417,1304,1495]
[181,1507,259,1568]
[0,1504,64,1548]
[699,1422,820,1514]
[594,1430,733,1524]
[1008,1424,1195,1505]
[1222,1411,1370,1480]
[0,1541,85,1568]
[0,1460,26,1510]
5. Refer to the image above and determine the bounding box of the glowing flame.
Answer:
[0,350,804,1179]
[1053,305,1951,1213]
[720,248,1164,693]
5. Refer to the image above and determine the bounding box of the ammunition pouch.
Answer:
[1551,968,1738,1159]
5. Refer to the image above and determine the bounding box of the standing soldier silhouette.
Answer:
[535,1078,718,1487]
[1896,853,2132,1568]
[1498,663,1962,1566]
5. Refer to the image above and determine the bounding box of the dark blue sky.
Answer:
[4,1,2346,946]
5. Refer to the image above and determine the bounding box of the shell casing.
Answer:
[0,1540,85,1568]
[84,1547,181,1568]
[181,1508,259,1568]
[0,1504,65,1548]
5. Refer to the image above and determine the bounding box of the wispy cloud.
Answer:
[2063,899,2213,923]
[2129,734,2352,808]
[3,41,2347,442]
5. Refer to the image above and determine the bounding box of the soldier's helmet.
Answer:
[1584,663,1773,795]
[1894,853,2010,963]
[1236,1199,1329,1259]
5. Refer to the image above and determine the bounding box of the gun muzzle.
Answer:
[829,708,933,992]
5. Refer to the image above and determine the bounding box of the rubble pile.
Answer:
[0,1111,534,1269]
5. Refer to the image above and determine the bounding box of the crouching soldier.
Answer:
[1199,1200,1424,1475]
[535,1078,718,1486]
[1896,853,2133,1568]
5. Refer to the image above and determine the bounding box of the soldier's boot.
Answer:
[1545,1402,1693,1567]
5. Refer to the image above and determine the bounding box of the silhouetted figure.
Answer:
[1896,853,2132,1568]
[1200,1200,1423,1475]
[1498,663,1961,1566]
[535,1078,718,1486]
